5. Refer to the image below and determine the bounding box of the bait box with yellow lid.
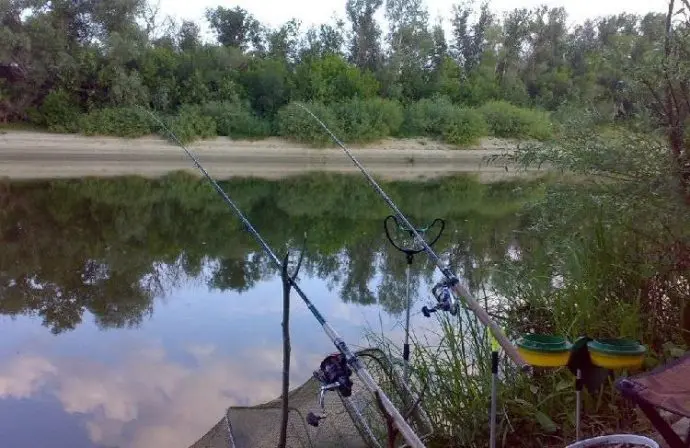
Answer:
[587,338,647,370]
[517,334,573,367]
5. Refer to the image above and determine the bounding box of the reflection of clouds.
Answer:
[0,355,57,399]
[0,342,318,448]
[0,262,454,448]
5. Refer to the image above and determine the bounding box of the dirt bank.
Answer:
[0,131,535,182]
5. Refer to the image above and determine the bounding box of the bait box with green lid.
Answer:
[517,334,573,367]
[587,338,647,369]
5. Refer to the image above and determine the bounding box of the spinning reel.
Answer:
[306,353,354,427]
[421,279,460,317]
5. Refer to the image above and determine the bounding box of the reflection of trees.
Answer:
[0,181,160,334]
[210,253,270,292]
[0,260,155,334]
[0,174,534,333]
[339,242,378,305]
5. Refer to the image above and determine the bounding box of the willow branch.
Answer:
[639,79,668,119]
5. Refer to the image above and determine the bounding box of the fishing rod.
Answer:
[296,103,530,372]
[143,109,428,448]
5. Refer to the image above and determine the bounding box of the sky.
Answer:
[157,0,668,33]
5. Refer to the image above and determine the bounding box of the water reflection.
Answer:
[0,173,540,447]
[0,274,422,448]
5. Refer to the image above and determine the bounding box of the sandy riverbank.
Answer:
[0,131,536,182]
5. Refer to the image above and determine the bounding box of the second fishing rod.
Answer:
[144,109,428,448]
[296,103,530,372]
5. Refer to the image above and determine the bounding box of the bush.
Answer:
[161,104,217,143]
[479,101,552,140]
[404,96,453,136]
[201,101,271,139]
[404,97,487,145]
[79,107,155,138]
[441,107,488,145]
[294,54,380,104]
[38,89,82,133]
[333,98,403,142]
[240,59,292,118]
[276,102,343,146]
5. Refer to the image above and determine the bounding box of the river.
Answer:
[0,172,541,448]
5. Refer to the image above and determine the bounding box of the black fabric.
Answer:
[567,336,612,394]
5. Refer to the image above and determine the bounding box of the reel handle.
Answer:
[383,215,445,256]
[318,382,342,408]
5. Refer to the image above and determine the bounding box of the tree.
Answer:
[496,8,531,91]
[384,0,435,99]
[451,0,493,71]
[266,19,302,64]
[205,6,262,51]
[346,0,384,72]
[178,20,201,52]
[299,20,346,60]
[630,0,690,201]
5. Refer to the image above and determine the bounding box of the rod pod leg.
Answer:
[575,369,582,442]
[403,255,413,382]
[490,350,499,448]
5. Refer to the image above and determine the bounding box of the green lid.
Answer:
[587,338,647,356]
[517,334,572,353]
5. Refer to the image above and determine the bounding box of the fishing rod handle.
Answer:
[450,282,530,372]
[357,366,428,448]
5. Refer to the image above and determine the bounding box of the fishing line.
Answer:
[295,103,530,372]
[142,108,428,448]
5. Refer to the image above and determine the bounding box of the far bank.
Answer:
[0,131,544,182]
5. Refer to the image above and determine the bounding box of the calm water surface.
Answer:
[0,173,537,447]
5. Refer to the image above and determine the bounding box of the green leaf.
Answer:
[663,342,687,359]
[535,411,558,433]
[513,398,535,410]
[670,346,686,358]
[556,379,571,392]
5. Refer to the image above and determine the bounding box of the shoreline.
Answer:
[0,131,537,182]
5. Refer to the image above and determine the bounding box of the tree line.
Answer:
[0,0,678,145]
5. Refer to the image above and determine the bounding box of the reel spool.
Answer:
[422,279,460,317]
[306,353,354,427]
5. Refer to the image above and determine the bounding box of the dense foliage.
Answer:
[0,0,673,145]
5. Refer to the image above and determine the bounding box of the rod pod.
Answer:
[382,215,445,381]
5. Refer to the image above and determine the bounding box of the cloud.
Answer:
[0,342,320,448]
